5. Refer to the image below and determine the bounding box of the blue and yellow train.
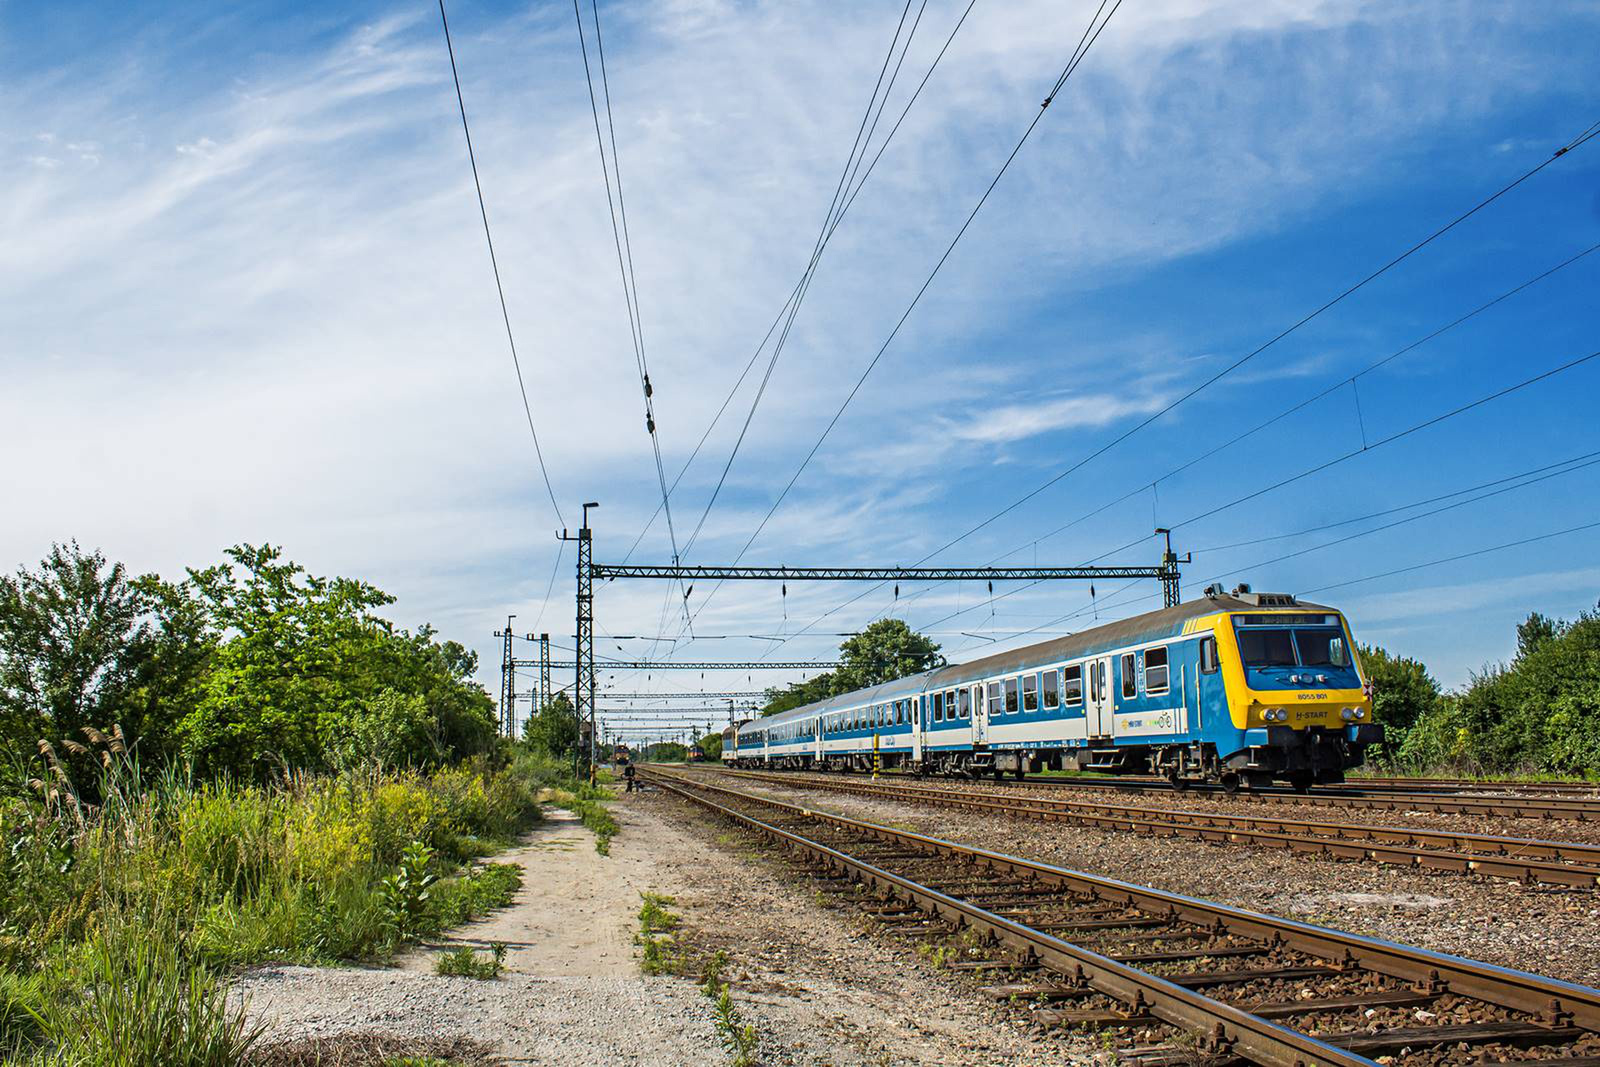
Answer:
[722,586,1380,791]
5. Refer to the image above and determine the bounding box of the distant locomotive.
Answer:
[723,587,1379,791]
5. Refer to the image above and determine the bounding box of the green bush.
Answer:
[432,942,506,980]
[1365,609,1600,778]
[427,864,521,931]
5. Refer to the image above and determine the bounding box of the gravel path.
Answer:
[239,967,722,1066]
[235,796,1116,1066]
[700,771,1600,989]
[234,808,725,1067]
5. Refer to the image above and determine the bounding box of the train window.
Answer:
[1004,677,1019,714]
[1021,674,1038,712]
[1295,630,1349,668]
[1144,647,1170,694]
[1200,637,1218,674]
[960,687,972,718]
[1121,654,1137,698]
[932,693,943,722]
[986,681,1002,715]
[1062,664,1083,706]
[1042,669,1059,709]
[945,690,958,720]
[1236,628,1296,666]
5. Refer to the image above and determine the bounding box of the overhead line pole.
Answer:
[494,616,516,738]
[558,503,600,779]
[538,633,552,719]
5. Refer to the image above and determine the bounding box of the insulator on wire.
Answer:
[643,375,653,398]
[646,416,655,434]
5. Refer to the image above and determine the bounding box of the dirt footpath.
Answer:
[236,790,1104,1066]
[236,805,724,1067]
[396,809,640,978]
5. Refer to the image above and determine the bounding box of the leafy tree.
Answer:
[647,741,687,762]
[0,543,211,766]
[760,673,836,717]
[759,619,943,716]
[1356,644,1441,766]
[524,693,579,761]
[174,544,495,776]
[1516,612,1562,662]
[697,731,723,760]
[1396,607,1600,776]
[833,619,943,693]
[325,689,438,773]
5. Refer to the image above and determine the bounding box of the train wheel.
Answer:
[1167,773,1188,792]
[1220,772,1242,794]
[1289,772,1314,794]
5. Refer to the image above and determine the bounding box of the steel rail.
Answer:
[1343,776,1600,796]
[711,768,1600,888]
[991,774,1600,822]
[641,769,1376,1067]
[647,768,1600,1036]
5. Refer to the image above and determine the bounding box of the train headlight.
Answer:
[1340,707,1355,721]
[1355,708,1367,719]
[1262,707,1285,722]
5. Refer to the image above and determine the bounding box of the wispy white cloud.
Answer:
[950,389,1171,445]
[1,0,1591,698]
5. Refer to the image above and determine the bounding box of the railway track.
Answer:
[643,767,1600,1067]
[1342,777,1600,797]
[697,767,1600,888]
[917,771,1600,822]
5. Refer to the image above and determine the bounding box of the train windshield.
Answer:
[1233,617,1358,687]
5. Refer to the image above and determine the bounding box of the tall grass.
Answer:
[0,735,544,1065]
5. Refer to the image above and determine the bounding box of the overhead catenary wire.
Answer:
[677,0,929,563]
[912,117,1600,566]
[675,0,1126,639]
[774,236,1600,648]
[952,438,1600,650]
[1298,519,1600,597]
[572,0,692,638]
[617,0,983,568]
[840,343,1600,643]
[435,0,565,528]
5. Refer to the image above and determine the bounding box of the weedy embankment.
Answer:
[0,734,581,1065]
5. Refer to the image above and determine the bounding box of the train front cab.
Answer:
[1182,593,1380,790]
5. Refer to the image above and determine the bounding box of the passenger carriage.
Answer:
[722,586,1380,791]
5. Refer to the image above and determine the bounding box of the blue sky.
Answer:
[4,1,1598,731]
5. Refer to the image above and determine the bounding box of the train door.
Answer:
[1086,656,1114,738]
[910,697,923,763]
[814,717,823,763]
[972,683,988,746]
